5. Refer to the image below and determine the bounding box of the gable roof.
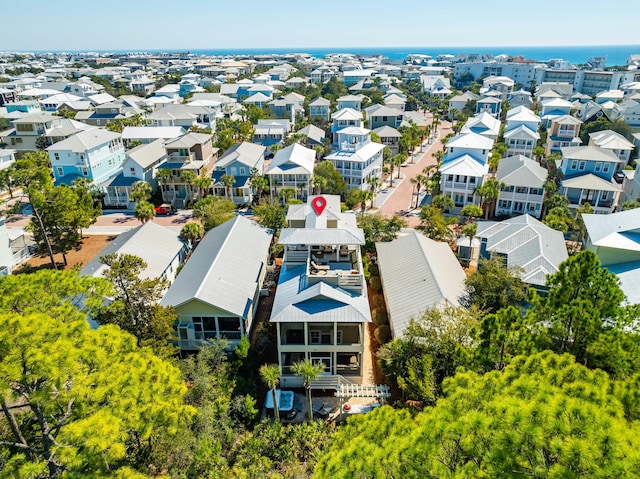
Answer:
[561,145,622,163]
[80,222,184,281]
[440,154,489,176]
[126,139,167,169]
[589,129,634,151]
[373,125,402,138]
[216,141,265,169]
[476,215,568,286]
[160,216,272,318]
[375,230,466,338]
[165,132,212,149]
[446,131,494,150]
[496,155,547,188]
[46,128,119,153]
[269,265,371,323]
[583,208,640,251]
[267,143,315,175]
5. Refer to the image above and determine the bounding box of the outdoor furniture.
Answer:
[310,260,329,271]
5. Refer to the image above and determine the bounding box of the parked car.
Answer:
[155,204,177,215]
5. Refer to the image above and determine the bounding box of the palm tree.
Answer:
[360,189,373,213]
[475,178,504,220]
[193,175,213,201]
[249,173,269,203]
[180,170,197,203]
[366,176,379,208]
[278,186,296,206]
[259,364,281,423]
[220,174,235,201]
[130,180,152,203]
[134,200,155,224]
[411,173,427,209]
[291,359,324,422]
[180,222,204,249]
[431,194,454,212]
[311,176,327,195]
[298,181,307,201]
[461,222,477,266]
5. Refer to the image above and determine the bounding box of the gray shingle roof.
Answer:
[496,155,547,188]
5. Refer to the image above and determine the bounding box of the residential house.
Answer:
[384,94,406,111]
[271,195,371,387]
[101,139,167,208]
[337,94,365,111]
[76,100,140,127]
[540,98,573,127]
[588,129,634,165]
[476,214,568,291]
[504,106,541,158]
[559,145,623,214]
[39,93,84,112]
[161,216,273,355]
[81,221,187,286]
[268,92,305,121]
[595,89,624,104]
[439,132,493,212]
[481,76,514,100]
[422,75,451,98]
[212,142,265,204]
[157,132,218,208]
[508,89,533,109]
[325,127,384,191]
[476,97,502,118]
[460,112,501,141]
[581,101,612,124]
[266,143,315,201]
[545,115,582,155]
[243,92,270,108]
[448,91,480,118]
[1,113,57,152]
[0,88,16,106]
[330,108,363,144]
[363,104,403,130]
[0,149,16,171]
[47,129,125,186]
[0,218,33,275]
[146,104,219,130]
[496,155,547,218]
[611,100,640,127]
[375,229,466,338]
[583,209,640,304]
[297,124,325,146]
[253,119,290,148]
[120,126,185,145]
[372,125,402,155]
[309,97,331,122]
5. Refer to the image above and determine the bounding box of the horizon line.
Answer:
[4,43,640,54]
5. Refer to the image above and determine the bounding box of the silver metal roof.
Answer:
[160,216,272,318]
[376,230,466,338]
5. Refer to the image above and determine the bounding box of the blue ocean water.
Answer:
[176,45,640,66]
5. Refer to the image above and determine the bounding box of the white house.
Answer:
[271,195,371,388]
[266,143,316,201]
[439,132,493,212]
[496,155,547,218]
[588,129,634,164]
[504,106,541,158]
[160,216,273,354]
[325,127,384,191]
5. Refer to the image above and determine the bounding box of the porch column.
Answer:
[239,317,245,338]
[304,322,308,346]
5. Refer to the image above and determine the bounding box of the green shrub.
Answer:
[374,325,392,344]
[372,307,389,326]
[368,264,379,277]
[369,276,382,292]
[371,294,386,310]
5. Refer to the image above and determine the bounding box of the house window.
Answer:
[595,162,602,172]
[130,167,135,174]
[578,161,586,171]
[603,163,610,173]
[81,167,89,176]
[239,167,246,175]
[56,167,63,177]
[571,160,578,170]
[54,153,60,161]
[310,330,320,344]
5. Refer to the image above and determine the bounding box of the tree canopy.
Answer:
[315,352,640,478]
[0,312,193,478]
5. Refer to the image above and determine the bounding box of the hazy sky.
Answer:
[3,0,640,51]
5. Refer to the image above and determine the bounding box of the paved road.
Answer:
[376,120,452,227]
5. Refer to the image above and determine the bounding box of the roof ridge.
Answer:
[193,216,241,300]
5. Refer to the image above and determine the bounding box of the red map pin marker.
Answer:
[312,196,327,216]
